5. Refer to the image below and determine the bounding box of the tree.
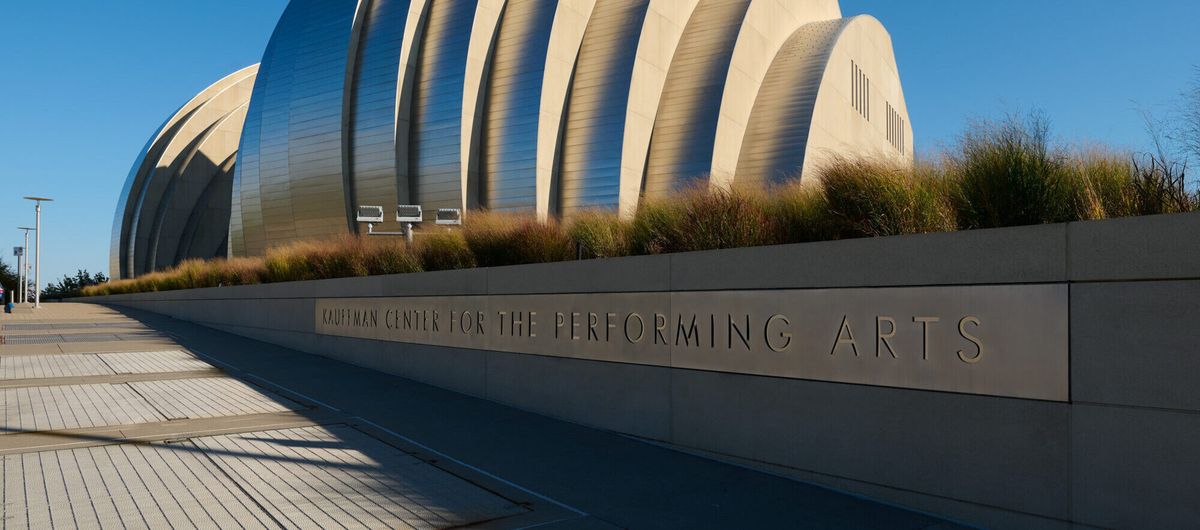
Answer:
[41,269,109,300]
[0,261,17,303]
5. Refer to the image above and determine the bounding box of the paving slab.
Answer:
[1,437,279,529]
[0,383,165,435]
[0,353,115,380]
[195,425,527,529]
[98,350,212,374]
[129,377,303,420]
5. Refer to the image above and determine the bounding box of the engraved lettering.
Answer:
[460,310,473,334]
[765,314,791,352]
[625,313,645,343]
[654,313,667,345]
[914,317,940,360]
[512,311,524,337]
[830,316,859,356]
[957,316,984,364]
[729,314,751,351]
[876,316,898,358]
[676,314,700,347]
[588,313,599,341]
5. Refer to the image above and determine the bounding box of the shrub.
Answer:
[766,181,838,244]
[264,236,377,282]
[1129,153,1195,215]
[362,238,422,275]
[950,113,1100,228]
[630,185,772,253]
[568,211,632,258]
[207,257,268,286]
[628,197,686,254]
[1071,151,1136,218]
[463,212,573,267]
[819,157,956,237]
[417,230,476,271]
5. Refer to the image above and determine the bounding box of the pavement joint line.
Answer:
[0,369,226,389]
[349,415,589,518]
[0,410,346,455]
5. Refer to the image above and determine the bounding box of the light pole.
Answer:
[23,197,52,309]
[17,227,35,304]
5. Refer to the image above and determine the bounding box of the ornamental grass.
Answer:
[84,115,1198,297]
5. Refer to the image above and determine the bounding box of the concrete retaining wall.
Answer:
[91,212,1200,529]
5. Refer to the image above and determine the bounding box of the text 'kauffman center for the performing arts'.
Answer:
[110,0,912,279]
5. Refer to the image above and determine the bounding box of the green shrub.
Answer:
[950,113,1099,228]
[820,158,956,237]
[568,211,632,258]
[417,231,476,271]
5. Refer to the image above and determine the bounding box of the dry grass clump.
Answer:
[819,158,957,237]
[568,210,633,258]
[463,211,573,267]
[765,182,838,244]
[83,110,1199,297]
[417,230,476,271]
[264,236,420,282]
[630,185,772,254]
[949,113,1101,228]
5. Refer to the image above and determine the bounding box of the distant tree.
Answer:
[41,269,108,300]
[0,262,18,303]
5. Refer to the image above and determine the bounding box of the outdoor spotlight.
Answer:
[435,208,463,226]
[356,205,385,223]
[396,205,423,223]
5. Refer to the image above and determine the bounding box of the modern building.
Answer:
[112,0,912,279]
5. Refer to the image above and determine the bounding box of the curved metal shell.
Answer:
[110,65,258,279]
[637,0,752,203]
[555,0,652,217]
[119,0,915,274]
[463,0,559,212]
[233,0,359,257]
[735,15,913,184]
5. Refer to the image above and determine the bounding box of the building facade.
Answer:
[112,0,912,278]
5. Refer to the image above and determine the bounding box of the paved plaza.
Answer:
[0,304,962,529]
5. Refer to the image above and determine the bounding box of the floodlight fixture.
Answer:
[435,208,463,226]
[396,205,423,223]
[356,205,385,223]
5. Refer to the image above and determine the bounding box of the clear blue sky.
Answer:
[1,1,1197,283]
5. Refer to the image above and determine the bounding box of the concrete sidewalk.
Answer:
[1,303,966,529]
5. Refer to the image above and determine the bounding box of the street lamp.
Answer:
[23,197,52,309]
[17,227,35,304]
